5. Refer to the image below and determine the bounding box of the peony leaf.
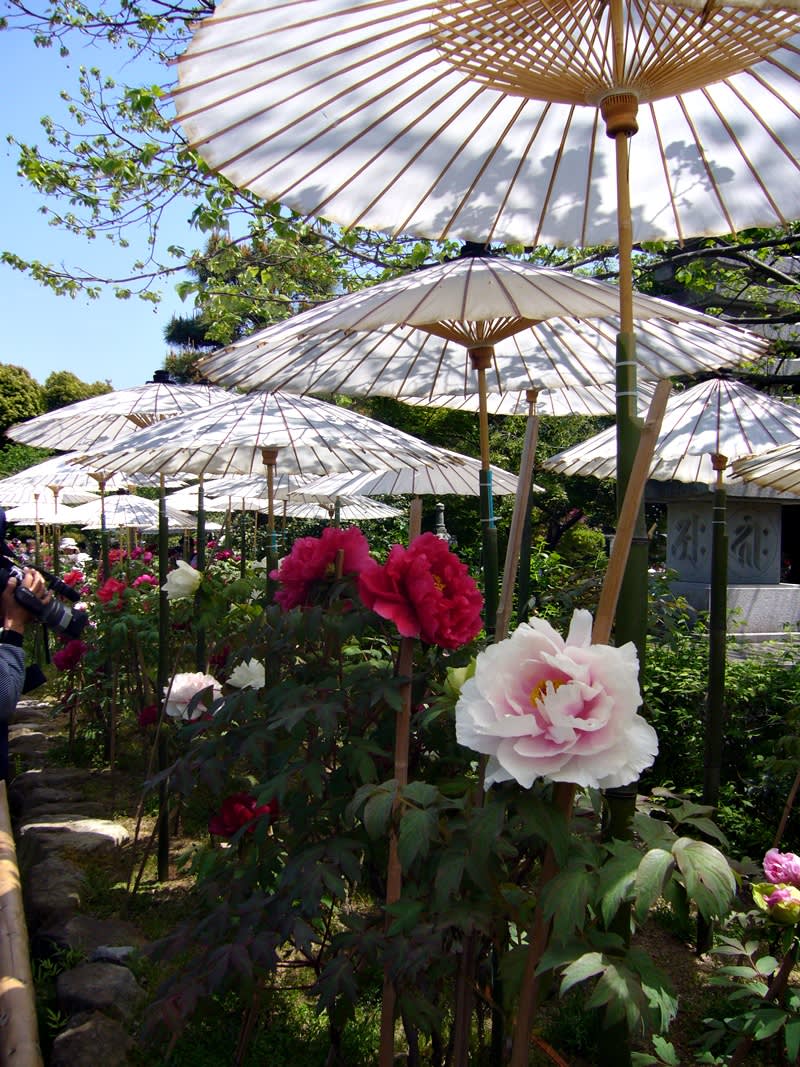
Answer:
[397,807,435,869]
[785,1017,800,1063]
[672,837,736,920]
[560,951,606,996]
[542,867,595,940]
[362,785,397,839]
[597,843,641,928]
[634,848,675,923]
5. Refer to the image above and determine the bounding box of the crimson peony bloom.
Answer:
[358,532,483,649]
[97,577,128,608]
[61,569,85,588]
[138,703,159,727]
[52,639,88,672]
[108,548,126,565]
[208,792,279,837]
[270,526,372,610]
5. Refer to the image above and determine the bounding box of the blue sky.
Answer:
[0,29,193,390]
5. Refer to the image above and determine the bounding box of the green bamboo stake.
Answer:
[157,475,171,883]
[195,476,206,672]
[469,347,499,634]
[698,454,729,953]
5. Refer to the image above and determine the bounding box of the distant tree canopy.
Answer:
[42,370,112,411]
[0,365,44,436]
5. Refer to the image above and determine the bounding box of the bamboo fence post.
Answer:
[0,781,43,1066]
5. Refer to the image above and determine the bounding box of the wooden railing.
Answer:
[0,780,42,1066]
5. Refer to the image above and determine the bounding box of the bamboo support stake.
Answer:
[0,782,43,1067]
[378,635,416,1067]
[496,389,540,641]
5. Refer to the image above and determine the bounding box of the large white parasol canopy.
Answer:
[65,495,200,532]
[71,390,482,479]
[7,381,232,453]
[199,257,769,396]
[173,0,800,248]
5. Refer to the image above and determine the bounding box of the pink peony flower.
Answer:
[764,885,800,924]
[455,609,657,790]
[270,526,372,610]
[52,639,88,672]
[163,671,222,721]
[132,573,158,589]
[763,848,800,887]
[208,792,279,837]
[97,577,127,608]
[358,532,483,649]
[138,703,159,727]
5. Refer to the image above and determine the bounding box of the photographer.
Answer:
[0,568,50,779]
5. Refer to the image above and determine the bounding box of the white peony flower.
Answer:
[227,658,266,689]
[161,559,202,600]
[455,609,657,791]
[164,671,222,721]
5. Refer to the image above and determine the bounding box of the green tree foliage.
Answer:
[0,442,52,478]
[0,364,44,436]
[42,369,112,410]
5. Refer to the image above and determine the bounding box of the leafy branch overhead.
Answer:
[2,0,800,359]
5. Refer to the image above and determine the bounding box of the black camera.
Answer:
[0,512,89,640]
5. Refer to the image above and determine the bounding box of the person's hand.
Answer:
[2,568,50,635]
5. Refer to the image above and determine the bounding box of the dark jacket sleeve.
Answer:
[0,643,25,722]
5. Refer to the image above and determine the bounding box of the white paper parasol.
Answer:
[543,379,800,483]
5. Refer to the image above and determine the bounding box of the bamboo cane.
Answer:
[378,635,416,1067]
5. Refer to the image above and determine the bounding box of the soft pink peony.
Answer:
[163,671,222,722]
[270,526,372,610]
[208,792,279,837]
[455,609,657,790]
[763,848,800,887]
[358,532,483,649]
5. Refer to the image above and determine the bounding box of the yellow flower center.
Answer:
[432,573,445,591]
[529,677,564,708]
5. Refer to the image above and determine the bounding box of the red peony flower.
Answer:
[97,577,128,608]
[52,639,88,672]
[213,548,234,561]
[358,532,483,649]
[270,526,372,610]
[208,792,279,837]
[138,703,159,727]
[61,569,85,587]
[108,548,126,565]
